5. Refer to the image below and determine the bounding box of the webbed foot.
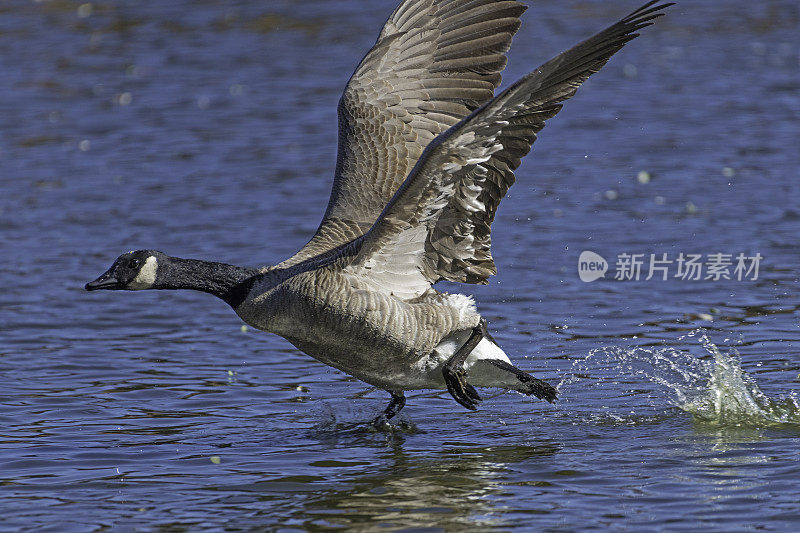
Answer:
[442,319,487,410]
[443,366,482,410]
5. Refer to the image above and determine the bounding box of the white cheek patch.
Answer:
[128,256,158,290]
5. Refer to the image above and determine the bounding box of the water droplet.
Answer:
[229,84,247,96]
[125,65,141,78]
[751,42,767,55]
[77,3,93,18]
[623,63,638,78]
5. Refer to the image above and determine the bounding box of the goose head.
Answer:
[86,250,164,291]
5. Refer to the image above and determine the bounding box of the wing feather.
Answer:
[278,0,527,268]
[343,1,674,295]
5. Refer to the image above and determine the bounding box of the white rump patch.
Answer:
[443,293,477,325]
[432,334,511,369]
[128,256,158,290]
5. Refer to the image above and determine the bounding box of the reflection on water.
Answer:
[281,443,559,529]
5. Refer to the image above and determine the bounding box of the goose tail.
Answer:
[465,337,558,403]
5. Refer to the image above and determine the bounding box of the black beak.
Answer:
[85,268,120,291]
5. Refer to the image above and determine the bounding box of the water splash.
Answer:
[561,330,800,427]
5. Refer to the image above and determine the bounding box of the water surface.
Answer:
[2,0,799,530]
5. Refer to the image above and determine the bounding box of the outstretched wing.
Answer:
[343,1,673,299]
[278,0,528,267]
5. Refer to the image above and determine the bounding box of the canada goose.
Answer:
[87,0,673,424]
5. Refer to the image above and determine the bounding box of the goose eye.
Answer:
[129,258,141,269]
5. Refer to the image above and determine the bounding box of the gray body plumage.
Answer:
[236,262,479,392]
[87,0,673,418]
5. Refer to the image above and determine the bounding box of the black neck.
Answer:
[158,257,259,307]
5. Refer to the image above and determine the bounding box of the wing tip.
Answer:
[625,1,676,24]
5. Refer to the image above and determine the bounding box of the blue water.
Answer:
[2,0,799,530]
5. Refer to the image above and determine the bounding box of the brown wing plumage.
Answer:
[344,1,673,296]
[278,0,528,268]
